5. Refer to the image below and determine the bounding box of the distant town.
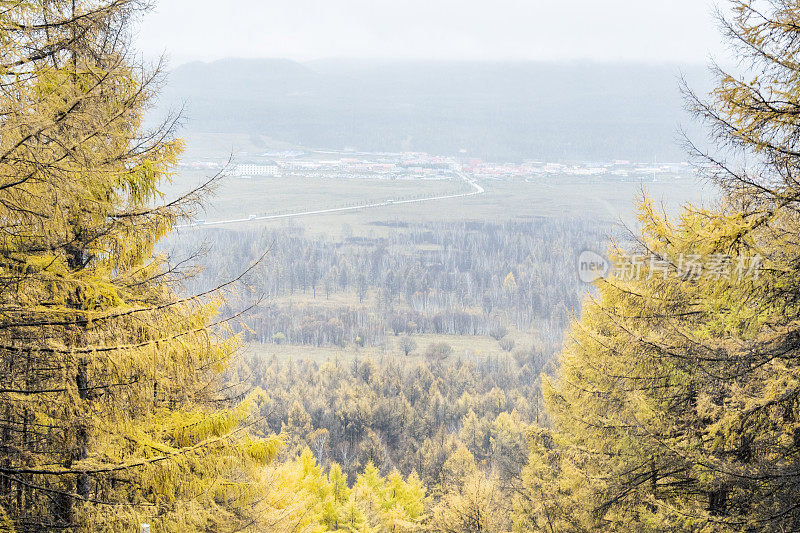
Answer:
[180,149,697,183]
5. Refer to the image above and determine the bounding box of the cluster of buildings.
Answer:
[464,159,695,182]
[234,163,280,177]
[229,151,460,180]
[181,149,696,183]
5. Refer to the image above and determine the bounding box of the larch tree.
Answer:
[0,1,281,531]
[517,1,800,531]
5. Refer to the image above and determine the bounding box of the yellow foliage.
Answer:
[0,2,285,530]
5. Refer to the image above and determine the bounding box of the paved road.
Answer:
[179,172,485,229]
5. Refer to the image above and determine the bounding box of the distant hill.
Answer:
[156,58,714,162]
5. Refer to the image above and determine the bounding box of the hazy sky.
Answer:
[136,0,726,66]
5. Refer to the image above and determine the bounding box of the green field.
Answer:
[168,173,716,238]
[164,171,465,223]
[259,176,714,237]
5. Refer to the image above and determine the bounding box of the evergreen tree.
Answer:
[519,1,800,530]
[0,1,280,530]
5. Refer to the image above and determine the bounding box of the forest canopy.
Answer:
[2,0,800,532]
[0,1,283,530]
[523,1,800,531]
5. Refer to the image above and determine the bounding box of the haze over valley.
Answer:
[11,1,800,531]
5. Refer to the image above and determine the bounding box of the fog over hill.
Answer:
[158,58,713,162]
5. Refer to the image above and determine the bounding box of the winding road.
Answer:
[179,172,485,228]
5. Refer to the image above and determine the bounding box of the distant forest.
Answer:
[158,59,713,162]
[165,218,612,352]
[9,0,800,529]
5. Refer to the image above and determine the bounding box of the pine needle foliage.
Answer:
[519,1,800,531]
[0,1,282,530]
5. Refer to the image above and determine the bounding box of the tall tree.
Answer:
[0,1,280,530]
[518,1,800,531]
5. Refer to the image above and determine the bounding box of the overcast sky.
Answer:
[136,0,726,67]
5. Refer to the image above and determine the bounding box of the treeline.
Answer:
[7,0,800,530]
[166,218,610,349]
[0,2,289,530]
[509,3,800,531]
[229,351,545,487]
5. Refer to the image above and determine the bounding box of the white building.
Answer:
[235,162,280,177]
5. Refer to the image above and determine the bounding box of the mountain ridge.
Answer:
[156,58,713,162]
